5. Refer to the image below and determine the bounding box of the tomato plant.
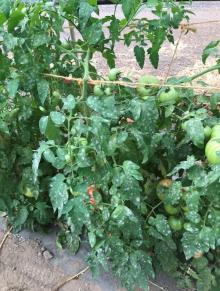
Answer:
[1,1,220,291]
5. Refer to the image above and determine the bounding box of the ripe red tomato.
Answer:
[63,78,72,84]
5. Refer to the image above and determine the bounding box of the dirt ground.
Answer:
[1,2,220,291]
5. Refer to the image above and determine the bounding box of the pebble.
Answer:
[43,250,54,260]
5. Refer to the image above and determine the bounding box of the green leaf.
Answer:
[43,148,56,164]
[37,79,49,105]
[185,190,201,223]
[210,93,220,110]
[66,196,91,233]
[34,202,53,225]
[39,116,49,135]
[7,78,19,98]
[164,181,182,205]
[0,51,10,80]
[122,0,141,20]
[122,160,143,181]
[169,155,196,176]
[39,116,60,140]
[107,131,128,155]
[32,32,50,47]
[8,5,25,33]
[135,97,158,135]
[196,268,215,291]
[88,0,97,5]
[111,205,138,226]
[0,0,12,17]
[49,174,68,218]
[0,198,7,211]
[154,241,179,274]
[0,10,6,26]
[147,28,166,68]
[76,148,92,168]
[165,105,175,118]
[102,49,116,68]
[147,0,159,7]
[13,206,29,232]
[79,1,94,28]
[32,141,54,182]
[119,177,141,206]
[202,40,220,64]
[50,111,66,126]
[130,99,142,121]
[182,227,216,260]
[88,232,96,248]
[62,95,76,111]
[185,118,204,148]
[87,96,118,120]
[82,20,103,45]
[109,17,120,46]
[148,214,172,237]
[134,45,145,69]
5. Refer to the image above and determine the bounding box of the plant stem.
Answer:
[189,64,220,81]
[82,48,91,100]
[146,201,163,221]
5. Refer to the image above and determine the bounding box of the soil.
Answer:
[0,219,182,291]
[1,2,220,291]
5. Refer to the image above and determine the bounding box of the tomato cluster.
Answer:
[93,68,121,97]
[156,179,183,231]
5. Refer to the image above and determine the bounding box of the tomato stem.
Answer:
[189,64,220,82]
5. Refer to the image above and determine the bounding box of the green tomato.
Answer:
[105,87,112,96]
[79,138,88,146]
[65,154,71,163]
[137,75,160,96]
[39,106,46,112]
[207,252,214,261]
[205,138,220,165]
[140,203,148,215]
[94,85,104,97]
[183,222,193,231]
[164,204,180,215]
[61,41,71,50]
[181,205,189,212]
[204,126,212,139]
[108,68,121,81]
[168,216,183,231]
[159,87,179,104]
[141,95,150,100]
[156,179,172,201]
[181,121,187,131]
[52,91,60,98]
[24,187,34,198]
[211,124,220,139]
